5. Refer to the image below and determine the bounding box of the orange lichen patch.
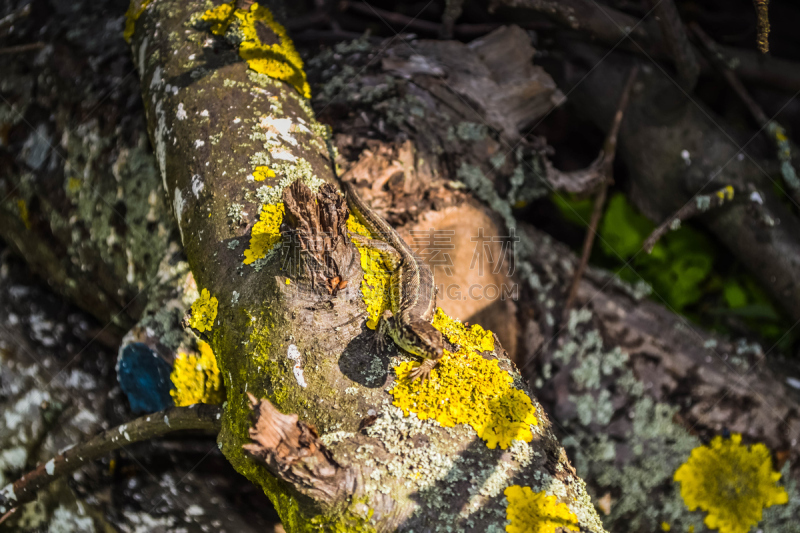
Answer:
[504,486,580,533]
[391,309,537,449]
[189,288,218,333]
[244,202,284,265]
[253,166,276,182]
[347,214,392,330]
[123,0,153,42]
[674,433,788,533]
[169,341,225,406]
[199,2,310,98]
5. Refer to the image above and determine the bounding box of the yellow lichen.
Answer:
[347,214,392,329]
[504,485,580,533]
[391,309,537,449]
[66,177,82,194]
[253,165,276,181]
[715,185,734,202]
[123,0,153,42]
[169,341,225,406]
[673,433,788,533]
[189,288,218,333]
[201,2,235,35]
[200,2,310,98]
[243,202,284,265]
[431,308,494,353]
[16,199,30,229]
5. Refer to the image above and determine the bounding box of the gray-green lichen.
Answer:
[552,309,796,532]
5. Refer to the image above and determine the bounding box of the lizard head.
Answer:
[406,319,444,360]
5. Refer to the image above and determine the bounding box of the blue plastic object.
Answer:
[117,342,175,413]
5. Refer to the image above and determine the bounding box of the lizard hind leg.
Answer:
[408,358,439,383]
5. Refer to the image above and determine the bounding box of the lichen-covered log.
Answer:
[0,0,180,333]
[0,0,214,417]
[127,1,604,530]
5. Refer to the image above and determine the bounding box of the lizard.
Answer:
[343,181,444,382]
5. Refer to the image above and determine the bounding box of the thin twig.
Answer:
[0,405,222,515]
[0,42,45,55]
[642,186,735,253]
[0,4,31,32]
[439,0,465,39]
[340,1,554,38]
[646,0,699,91]
[563,65,639,316]
[0,508,16,526]
[753,0,770,54]
[691,25,768,124]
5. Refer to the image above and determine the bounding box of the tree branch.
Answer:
[491,0,800,92]
[127,5,605,529]
[646,0,698,91]
[642,185,735,253]
[0,405,221,514]
[753,0,770,53]
[563,65,639,315]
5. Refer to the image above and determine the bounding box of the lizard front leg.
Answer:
[373,309,395,352]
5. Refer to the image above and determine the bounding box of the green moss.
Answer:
[214,304,307,530]
[554,192,792,345]
[309,504,377,533]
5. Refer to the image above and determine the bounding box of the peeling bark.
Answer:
[243,393,355,505]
